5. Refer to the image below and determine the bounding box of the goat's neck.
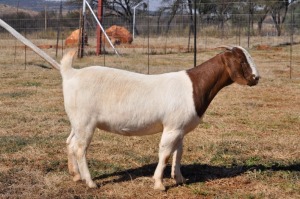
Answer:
[186,54,233,117]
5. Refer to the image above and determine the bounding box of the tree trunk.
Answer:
[258,13,268,36]
[272,13,282,36]
[187,0,194,34]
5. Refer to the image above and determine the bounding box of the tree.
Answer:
[103,0,147,34]
[156,0,186,34]
[255,0,271,36]
[270,0,290,36]
[187,0,195,35]
[289,0,300,29]
[67,0,147,34]
[251,0,294,36]
[155,7,168,35]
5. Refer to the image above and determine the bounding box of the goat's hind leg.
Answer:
[67,124,97,188]
[171,140,186,185]
[73,127,97,188]
[66,129,81,182]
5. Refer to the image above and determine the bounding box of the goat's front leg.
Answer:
[171,140,186,184]
[153,130,181,191]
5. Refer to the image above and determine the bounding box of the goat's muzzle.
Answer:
[248,75,260,86]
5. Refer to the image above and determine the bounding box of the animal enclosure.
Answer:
[0,1,300,198]
[0,1,300,76]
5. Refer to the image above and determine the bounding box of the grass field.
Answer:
[0,37,299,198]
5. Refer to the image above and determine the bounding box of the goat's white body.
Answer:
[62,66,200,137]
[61,60,201,189]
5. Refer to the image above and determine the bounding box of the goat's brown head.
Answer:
[220,45,260,86]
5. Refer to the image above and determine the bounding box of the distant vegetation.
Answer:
[0,0,299,38]
[0,10,80,34]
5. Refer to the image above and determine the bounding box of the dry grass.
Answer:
[0,37,299,198]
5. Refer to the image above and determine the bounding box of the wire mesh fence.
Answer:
[0,1,299,77]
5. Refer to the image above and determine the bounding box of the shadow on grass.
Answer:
[34,63,52,69]
[94,162,300,188]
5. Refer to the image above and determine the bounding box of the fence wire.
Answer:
[0,1,299,77]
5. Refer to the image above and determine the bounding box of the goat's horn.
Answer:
[217,45,236,50]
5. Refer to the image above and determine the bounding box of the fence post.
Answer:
[78,0,86,58]
[56,0,63,58]
[194,0,197,68]
[247,0,251,48]
[96,0,103,56]
[24,28,27,69]
[290,5,295,79]
[44,6,47,31]
[78,5,85,58]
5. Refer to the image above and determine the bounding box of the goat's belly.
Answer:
[97,121,163,136]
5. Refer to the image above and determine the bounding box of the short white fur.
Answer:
[61,51,200,190]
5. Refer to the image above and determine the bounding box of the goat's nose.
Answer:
[252,74,260,81]
[249,75,260,86]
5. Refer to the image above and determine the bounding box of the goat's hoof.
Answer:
[154,182,166,191]
[73,174,81,182]
[175,177,187,185]
[87,181,97,188]
[172,174,186,185]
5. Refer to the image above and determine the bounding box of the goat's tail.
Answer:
[60,50,77,74]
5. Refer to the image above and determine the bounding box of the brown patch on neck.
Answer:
[186,53,233,117]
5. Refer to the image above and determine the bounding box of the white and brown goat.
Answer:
[60,46,259,190]
[0,19,259,191]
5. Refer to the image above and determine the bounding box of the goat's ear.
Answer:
[221,50,234,69]
[221,49,241,79]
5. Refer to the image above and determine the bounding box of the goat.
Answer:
[0,18,259,190]
[61,46,259,190]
